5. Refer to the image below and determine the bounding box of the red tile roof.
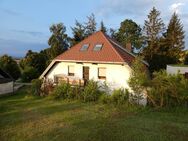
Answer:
[55,31,144,65]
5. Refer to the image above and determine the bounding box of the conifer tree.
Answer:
[71,20,85,46]
[84,13,97,37]
[100,21,107,33]
[166,12,185,62]
[142,7,165,72]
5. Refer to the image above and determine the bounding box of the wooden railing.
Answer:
[54,75,85,87]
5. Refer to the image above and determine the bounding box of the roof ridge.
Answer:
[104,34,149,66]
[100,32,125,63]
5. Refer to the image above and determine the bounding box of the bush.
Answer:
[31,79,42,96]
[81,80,101,102]
[21,66,39,82]
[51,82,71,99]
[111,89,129,105]
[148,70,188,108]
[99,94,111,104]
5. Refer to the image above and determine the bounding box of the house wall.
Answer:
[45,61,132,91]
[0,81,13,95]
[167,65,188,74]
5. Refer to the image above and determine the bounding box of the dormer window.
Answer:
[80,44,89,51]
[93,44,103,51]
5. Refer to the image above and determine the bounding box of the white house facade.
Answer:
[40,31,148,92]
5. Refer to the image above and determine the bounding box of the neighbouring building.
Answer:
[40,31,148,93]
[167,65,188,78]
[0,68,14,95]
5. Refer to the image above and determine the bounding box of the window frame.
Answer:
[93,44,103,51]
[98,67,106,80]
[80,44,89,51]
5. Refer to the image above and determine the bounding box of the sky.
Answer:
[0,0,188,57]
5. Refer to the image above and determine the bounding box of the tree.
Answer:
[115,19,143,51]
[0,55,21,80]
[48,23,69,59]
[142,7,165,72]
[100,21,107,33]
[165,12,185,62]
[128,57,150,104]
[71,20,85,46]
[21,66,39,82]
[84,13,97,37]
[20,50,48,74]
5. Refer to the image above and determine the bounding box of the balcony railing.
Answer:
[54,74,84,87]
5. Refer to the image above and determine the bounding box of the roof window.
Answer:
[80,44,89,51]
[93,44,103,51]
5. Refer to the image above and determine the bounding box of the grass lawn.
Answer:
[0,87,188,141]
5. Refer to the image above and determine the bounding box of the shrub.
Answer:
[81,80,101,102]
[111,89,129,105]
[31,79,42,96]
[41,79,54,96]
[148,70,188,108]
[99,94,111,104]
[51,82,71,99]
[21,66,39,82]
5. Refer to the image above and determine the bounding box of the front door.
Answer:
[83,66,89,85]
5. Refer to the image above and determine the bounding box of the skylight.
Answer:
[93,44,103,51]
[80,44,89,51]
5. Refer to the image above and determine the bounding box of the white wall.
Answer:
[0,81,13,95]
[45,61,132,91]
[167,65,188,74]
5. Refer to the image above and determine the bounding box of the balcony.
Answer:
[54,74,84,87]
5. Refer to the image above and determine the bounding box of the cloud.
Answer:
[169,2,185,14]
[1,8,20,16]
[12,30,44,37]
[96,0,160,18]
[0,38,47,57]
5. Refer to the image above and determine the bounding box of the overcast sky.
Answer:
[0,0,188,57]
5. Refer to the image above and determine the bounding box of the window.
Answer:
[94,44,103,51]
[68,66,74,76]
[98,68,106,80]
[80,44,89,51]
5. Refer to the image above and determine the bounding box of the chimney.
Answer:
[126,43,132,52]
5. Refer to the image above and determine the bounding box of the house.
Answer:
[167,65,188,78]
[0,68,14,95]
[40,31,148,92]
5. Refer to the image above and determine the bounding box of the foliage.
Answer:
[142,7,166,72]
[71,20,86,46]
[165,12,185,62]
[99,94,111,104]
[0,55,21,80]
[100,21,107,33]
[84,13,97,37]
[41,79,54,96]
[31,79,42,96]
[114,19,143,51]
[51,82,71,99]
[111,89,129,105]
[20,50,48,74]
[184,53,188,65]
[148,70,188,108]
[48,23,69,59]
[81,80,101,102]
[128,57,149,104]
[21,66,39,82]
